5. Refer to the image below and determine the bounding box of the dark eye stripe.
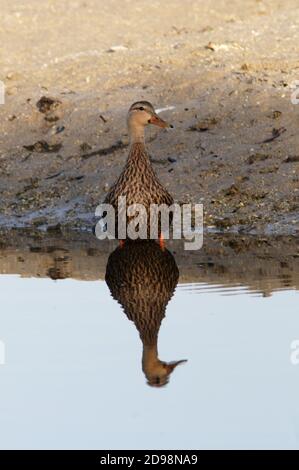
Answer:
[132,105,147,112]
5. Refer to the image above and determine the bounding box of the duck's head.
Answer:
[127,101,172,141]
[143,358,187,388]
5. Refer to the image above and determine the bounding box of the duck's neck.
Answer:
[128,122,145,145]
[127,128,151,167]
[127,141,148,163]
[142,343,160,375]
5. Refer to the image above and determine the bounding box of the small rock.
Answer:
[205,42,216,51]
[247,153,269,165]
[241,63,250,71]
[284,155,299,163]
[224,184,240,196]
[7,87,18,96]
[23,140,62,153]
[69,175,84,181]
[205,42,237,52]
[32,217,47,226]
[189,117,218,132]
[271,110,282,119]
[47,223,62,233]
[106,45,128,53]
[36,96,61,113]
[80,142,92,152]
[214,218,232,229]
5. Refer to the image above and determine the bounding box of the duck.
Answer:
[105,240,186,387]
[103,101,174,245]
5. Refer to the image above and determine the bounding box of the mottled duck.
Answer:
[103,101,174,245]
[105,240,186,387]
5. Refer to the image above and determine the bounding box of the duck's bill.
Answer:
[149,114,173,128]
[166,359,188,372]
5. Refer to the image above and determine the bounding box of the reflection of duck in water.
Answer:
[105,241,186,387]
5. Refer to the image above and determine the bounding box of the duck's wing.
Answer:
[152,178,174,206]
[103,186,113,205]
[103,178,121,206]
[162,187,174,206]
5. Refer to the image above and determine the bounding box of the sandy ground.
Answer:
[0,0,298,234]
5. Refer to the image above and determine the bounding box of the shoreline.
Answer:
[0,228,298,296]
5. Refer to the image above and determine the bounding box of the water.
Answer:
[0,231,298,449]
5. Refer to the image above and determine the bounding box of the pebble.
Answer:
[106,45,128,53]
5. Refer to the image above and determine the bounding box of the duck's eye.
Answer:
[139,106,144,111]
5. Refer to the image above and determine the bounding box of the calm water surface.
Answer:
[0,233,298,449]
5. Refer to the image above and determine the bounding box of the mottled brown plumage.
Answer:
[103,102,174,238]
[105,240,186,387]
[104,142,173,208]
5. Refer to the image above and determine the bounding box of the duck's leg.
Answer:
[159,233,165,251]
[119,239,125,248]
